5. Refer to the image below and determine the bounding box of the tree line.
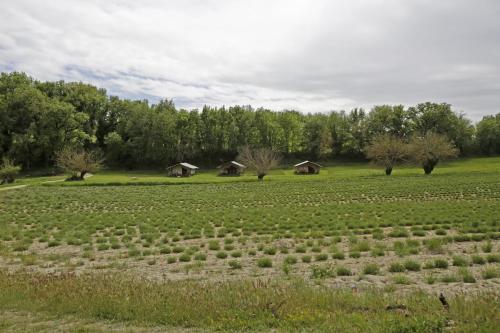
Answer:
[1,72,499,170]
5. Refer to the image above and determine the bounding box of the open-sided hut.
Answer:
[294,161,322,174]
[166,162,199,177]
[217,161,246,176]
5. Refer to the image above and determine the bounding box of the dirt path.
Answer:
[0,185,27,192]
[0,178,67,192]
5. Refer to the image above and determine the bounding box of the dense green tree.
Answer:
[0,72,496,170]
[476,114,500,155]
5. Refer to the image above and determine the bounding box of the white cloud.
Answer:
[1,0,499,119]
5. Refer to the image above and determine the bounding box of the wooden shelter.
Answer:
[166,162,199,177]
[294,161,322,174]
[217,161,246,176]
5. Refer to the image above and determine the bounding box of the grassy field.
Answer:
[0,157,499,331]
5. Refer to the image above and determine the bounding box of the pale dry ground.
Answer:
[0,310,208,333]
[2,228,499,295]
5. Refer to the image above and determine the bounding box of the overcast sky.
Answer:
[1,0,499,120]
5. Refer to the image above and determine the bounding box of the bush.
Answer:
[301,255,312,263]
[194,253,207,261]
[435,229,447,236]
[349,251,361,258]
[459,268,476,283]
[263,247,276,255]
[332,252,345,260]
[315,253,328,261]
[167,256,177,264]
[403,260,421,271]
[363,263,380,275]
[388,262,406,273]
[229,250,241,258]
[482,267,500,279]
[208,240,220,251]
[284,256,298,265]
[392,275,412,285]
[440,274,459,283]
[471,255,486,265]
[216,251,228,259]
[257,258,272,268]
[425,238,444,254]
[481,241,493,253]
[486,254,500,263]
[172,246,185,253]
[433,258,449,269]
[179,253,191,262]
[412,230,426,237]
[0,158,21,184]
[452,256,468,267]
[388,228,409,238]
[160,247,172,254]
[336,266,352,276]
[310,265,335,279]
[295,245,307,253]
[228,260,242,269]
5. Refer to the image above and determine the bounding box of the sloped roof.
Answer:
[167,162,199,170]
[217,161,246,169]
[294,160,322,167]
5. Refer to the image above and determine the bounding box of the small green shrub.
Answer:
[301,255,312,263]
[388,262,405,273]
[216,251,228,259]
[257,257,272,268]
[230,251,242,258]
[228,260,242,269]
[363,263,380,275]
[440,274,459,283]
[471,255,486,265]
[349,251,361,258]
[263,247,276,255]
[433,258,449,269]
[336,266,352,276]
[179,253,191,262]
[315,253,328,261]
[459,268,476,283]
[284,255,298,265]
[160,247,171,254]
[392,275,412,285]
[208,240,220,251]
[482,267,499,279]
[194,253,207,261]
[310,265,335,279]
[332,252,345,260]
[486,254,500,263]
[481,241,493,253]
[403,260,421,271]
[167,256,177,264]
[452,256,468,267]
[295,245,307,253]
[172,246,185,253]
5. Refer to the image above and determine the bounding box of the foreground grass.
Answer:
[0,272,498,332]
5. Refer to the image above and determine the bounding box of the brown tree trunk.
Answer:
[258,174,265,181]
[385,167,393,175]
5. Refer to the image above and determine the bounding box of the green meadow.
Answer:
[0,157,499,332]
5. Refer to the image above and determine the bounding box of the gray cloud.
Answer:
[0,0,499,120]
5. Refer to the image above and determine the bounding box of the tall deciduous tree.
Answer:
[365,134,407,175]
[237,146,280,181]
[56,148,102,180]
[408,132,458,175]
